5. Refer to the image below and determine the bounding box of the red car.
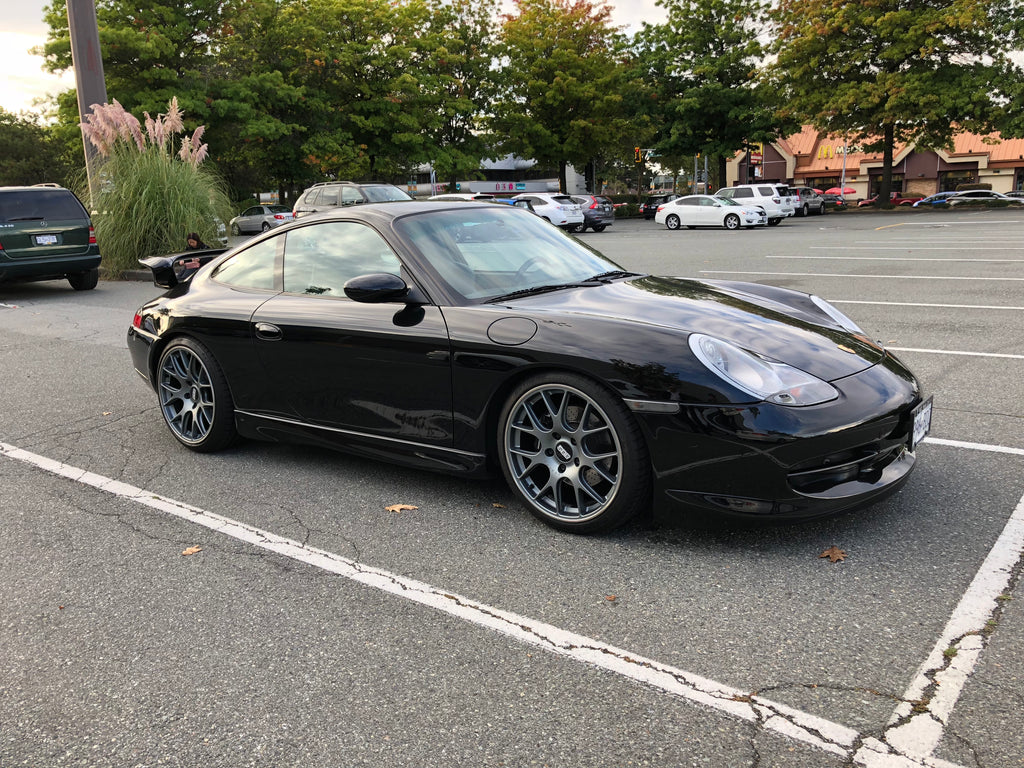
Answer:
[858,191,923,207]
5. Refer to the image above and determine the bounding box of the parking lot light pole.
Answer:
[66,0,108,208]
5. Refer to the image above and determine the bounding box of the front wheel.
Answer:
[156,337,237,452]
[767,218,781,227]
[498,373,650,534]
[665,214,681,230]
[723,214,740,230]
[231,223,240,236]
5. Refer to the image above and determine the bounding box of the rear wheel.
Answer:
[666,214,681,230]
[570,223,587,233]
[156,337,237,452]
[801,203,809,216]
[723,213,740,230]
[498,373,649,534]
[261,221,271,232]
[68,267,99,291]
[591,225,606,232]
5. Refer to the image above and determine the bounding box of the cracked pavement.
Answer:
[2,216,1023,767]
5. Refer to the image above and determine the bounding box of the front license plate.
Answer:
[909,397,933,450]
[34,234,58,245]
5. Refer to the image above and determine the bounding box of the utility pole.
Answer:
[66,0,108,207]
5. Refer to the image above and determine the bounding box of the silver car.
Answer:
[229,205,295,235]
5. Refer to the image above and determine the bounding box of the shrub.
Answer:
[78,98,234,276]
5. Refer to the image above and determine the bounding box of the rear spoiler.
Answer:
[138,248,227,288]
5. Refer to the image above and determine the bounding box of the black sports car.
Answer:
[128,202,932,533]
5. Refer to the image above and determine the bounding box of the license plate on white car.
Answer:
[34,234,59,245]
[909,397,933,451]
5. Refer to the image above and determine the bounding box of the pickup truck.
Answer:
[857,192,924,207]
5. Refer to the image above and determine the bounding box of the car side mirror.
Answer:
[344,272,423,303]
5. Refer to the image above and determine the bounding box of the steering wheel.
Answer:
[514,256,547,282]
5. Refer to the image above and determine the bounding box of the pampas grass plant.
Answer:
[79,98,234,277]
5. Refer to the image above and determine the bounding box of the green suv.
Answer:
[0,185,102,290]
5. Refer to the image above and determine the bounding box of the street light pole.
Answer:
[66,0,107,208]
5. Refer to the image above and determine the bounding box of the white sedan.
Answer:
[655,195,767,230]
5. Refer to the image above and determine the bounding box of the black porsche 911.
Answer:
[128,202,932,533]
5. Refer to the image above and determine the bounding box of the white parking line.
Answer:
[771,254,1024,260]
[2,440,1021,768]
[888,347,1024,360]
[830,300,1024,312]
[701,271,1024,281]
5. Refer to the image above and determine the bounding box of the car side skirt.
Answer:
[234,410,490,476]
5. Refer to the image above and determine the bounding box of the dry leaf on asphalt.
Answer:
[386,504,418,513]
[181,545,203,556]
[492,503,505,508]
[819,546,847,563]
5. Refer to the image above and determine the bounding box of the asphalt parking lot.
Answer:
[1,208,1022,767]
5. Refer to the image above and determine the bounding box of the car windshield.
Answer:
[363,186,413,203]
[394,206,624,302]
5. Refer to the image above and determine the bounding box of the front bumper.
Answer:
[638,354,926,524]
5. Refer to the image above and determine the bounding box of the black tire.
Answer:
[156,337,237,452]
[231,223,240,236]
[801,203,809,217]
[591,225,606,232]
[261,222,271,232]
[666,214,681,230]
[570,223,587,233]
[497,373,650,534]
[723,213,740,230]
[67,267,99,291]
[767,218,781,227]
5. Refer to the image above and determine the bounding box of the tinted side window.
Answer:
[733,188,753,198]
[757,186,775,196]
[210,238,278,290]
[283,221,401,297]
[341,187,364,205]
[302,188,322,205]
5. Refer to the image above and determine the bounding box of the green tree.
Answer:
[490,0,632,193]
[636,0,785,190]
[420,0,501,191]
[0,109,78,187]
[767,0,1024,205]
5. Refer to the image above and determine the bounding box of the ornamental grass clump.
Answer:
[79,98,234,276]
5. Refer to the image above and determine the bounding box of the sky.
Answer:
[0,0,665,117]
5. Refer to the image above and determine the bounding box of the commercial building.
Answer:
[728,126,1024,199]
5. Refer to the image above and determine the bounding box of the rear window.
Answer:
[267,205,291,213]
[0,188,88,223]
[551,195,575,204]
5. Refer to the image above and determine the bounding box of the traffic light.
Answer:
[634,146,642,163]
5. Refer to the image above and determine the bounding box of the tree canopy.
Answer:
[767,0,1024,204]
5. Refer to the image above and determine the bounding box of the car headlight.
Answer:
[688,333,839,406]
[810,295,863,333]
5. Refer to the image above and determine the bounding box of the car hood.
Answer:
[509,275,885,382]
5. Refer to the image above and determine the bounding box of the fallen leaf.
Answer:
[181,545,203,556]
[102,411,112,416]
[492,502,505,508]
[819,546,847,563]
[386,504,418,513]
[605,595,617,602]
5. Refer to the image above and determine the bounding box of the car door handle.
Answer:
[255,322,282,341]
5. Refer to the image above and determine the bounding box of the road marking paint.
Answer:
[700,270,1024,281]
[771,253,1024,260]
[3,440,1021,767]
[888,347,1024,360]
[923,438,1024,457]
[876,492,1024,763]
[830,300,1024,312]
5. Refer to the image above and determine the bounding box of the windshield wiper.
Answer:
[485,282,600,303]
[586,270,643,282]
